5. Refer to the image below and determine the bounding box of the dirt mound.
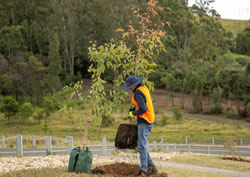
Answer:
[222,156,250,163]
[92,162,168,177]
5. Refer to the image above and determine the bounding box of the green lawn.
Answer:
[169,153,250,173]
[1,107,250,148]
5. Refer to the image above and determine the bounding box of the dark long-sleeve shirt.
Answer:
[132,84,150,125]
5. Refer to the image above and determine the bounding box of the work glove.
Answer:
[129,106,136,112]
[128,111,135,119]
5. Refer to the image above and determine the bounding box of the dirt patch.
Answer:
[152,89,245,116]
[115,124,137,149]
[222,156,250,163]
[92,162,168,177]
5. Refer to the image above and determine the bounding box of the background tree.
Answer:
[17,102,33,134]
[0,26,26,59]
[236,27,250,56]
[47,33,62,95]
[0,96,19,122]
[42,96,58,135]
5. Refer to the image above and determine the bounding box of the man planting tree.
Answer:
[123,75,158,176]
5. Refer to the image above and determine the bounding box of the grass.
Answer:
[0,165,228,177]
[1,108,250,147]
[219,18,250,36]
[160,167,227,177]
[169,153,250,173]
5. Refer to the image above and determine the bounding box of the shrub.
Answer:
[154,107,160,114]
[101,115,114,127]
[211,87,223,114]
[34,108,45,123]
[158,114,169,127]
[0,96,19,121]
[171,106,182,120]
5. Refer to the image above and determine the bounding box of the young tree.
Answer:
[236,27,250,56]
[70,0,167,150]
[17,102,33,134]
[191,0,220,18]
[0,26,26,59]
[0,96,19,122]
[34,108,45,124]
[42,96,57,135]
[27,55,46,104]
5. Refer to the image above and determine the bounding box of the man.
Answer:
[123,75,158,176]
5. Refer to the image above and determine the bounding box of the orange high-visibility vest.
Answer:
[131,85,155,124]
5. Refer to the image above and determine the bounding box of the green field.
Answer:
[169,153,250,173]
[219,18,250,36]
[1,105,250,148]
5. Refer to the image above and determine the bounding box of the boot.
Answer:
[136,170,147,177]
[147,164,158,175]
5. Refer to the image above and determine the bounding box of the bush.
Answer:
[211,87,223,114]
[149,71,166,88]
[101,115,114,127]
[154,107,160,114]
[34,108,45,123]
[171,106,182,120]
[0,96,19,121]
[65,99,81,108]
[18,102,33,119]
[158,114,169,127]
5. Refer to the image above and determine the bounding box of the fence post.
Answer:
[207,146,210,154]
[240,139,243,146]
[32,137,36,147]
[174,143,176,152]
[67,136,73,154]
[188,144,191,152]
[45,136,52,155]
[185,136,188,145]
[102,136,106,154]
[16,135,23,156]
[1,136,6,147]
[56,137,59,147]
[165,142,168,152]
[160,137,164,151]
[212,137,214,145]
[153,141,157,151]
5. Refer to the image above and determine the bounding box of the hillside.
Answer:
[219,18,250,35]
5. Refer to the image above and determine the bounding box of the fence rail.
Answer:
[1,135,250,156]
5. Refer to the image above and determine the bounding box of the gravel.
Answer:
[0,152,180,174]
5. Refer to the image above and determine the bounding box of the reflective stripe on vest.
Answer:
[131,85,155,124]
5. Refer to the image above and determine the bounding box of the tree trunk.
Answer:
[200,89,203,112]
[182,90,185,109]
[98,118,104,138]
[82,105,94,151]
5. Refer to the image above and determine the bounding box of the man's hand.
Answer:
[128,111,135,119]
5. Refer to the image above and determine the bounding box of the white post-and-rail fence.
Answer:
[0,135,73,156]
[1,136,250,156]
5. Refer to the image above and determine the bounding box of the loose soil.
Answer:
[222,156,250,163]
[91,162,168,177]
[115,124,137,149]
